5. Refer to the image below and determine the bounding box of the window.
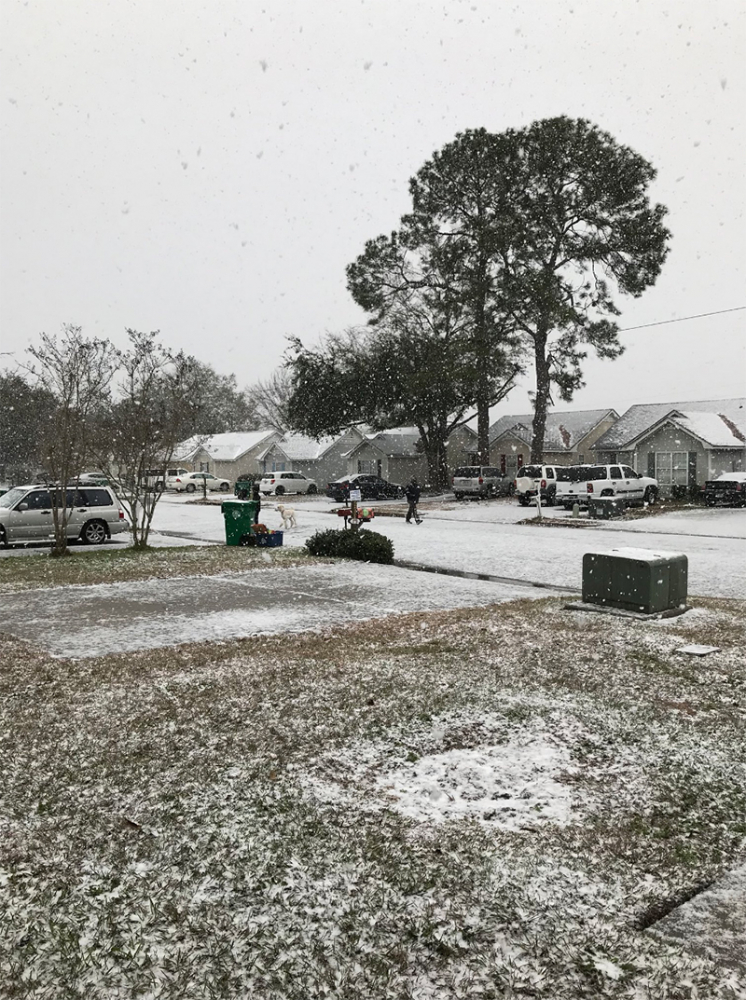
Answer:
[655,452,687,486]
[271,461,286,472]
[199,461,210,472]
[610,467,622,480]
[467,453,480,466]
[81,488,113,507]
[25,490,52,510]
[357,460,377,474]
[622,466,637,479]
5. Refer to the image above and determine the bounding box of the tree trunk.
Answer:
[531,333,551,463]
[477,397,490,465]
[421,426,449,491]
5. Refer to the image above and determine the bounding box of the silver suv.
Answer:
[0,484,129,546]
[452,466,513,500]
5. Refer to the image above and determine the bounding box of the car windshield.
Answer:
[454,467,480,477]
[0,487,28,508]
[517,466,542,478]
[556,467,587,482]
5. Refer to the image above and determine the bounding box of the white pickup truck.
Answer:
[555,464,658,510]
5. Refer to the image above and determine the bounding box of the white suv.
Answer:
[514,465,559,506]
[259,471,318,496]
[555,464,658,509]
[0,484,129,546]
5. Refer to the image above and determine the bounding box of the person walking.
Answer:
[405,477,422,524]
[251,482,262,525]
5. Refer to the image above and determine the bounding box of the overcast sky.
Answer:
[1,0,744,420]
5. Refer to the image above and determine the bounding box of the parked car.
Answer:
[552,465,597,508]
[167,471,231,493]
[452,466,513,500]
[259,471,318,496]
[555,464,658,509]
[702,471,746,507]
[0,484,129,546]
[142,467,190,491]
[72,471,110,486]
[514,465,560,506]
[326,474,402,502]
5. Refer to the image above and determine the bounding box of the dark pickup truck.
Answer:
[702,472,746,507]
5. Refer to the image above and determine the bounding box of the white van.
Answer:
[0,484,129,546]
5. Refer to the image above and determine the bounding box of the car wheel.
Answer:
[80,519,108,545]
[518,496,529,506]
[644,486,658,505]
[219,482,230,492]
[186,483,196,493]
[155,482,164,492]
[307,484,318,495]
[275,485,285,496]
[546,491,555,507]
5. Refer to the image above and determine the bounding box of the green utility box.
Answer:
[588,497,626,519]
[221,498,259,546]
[582,547,688,615]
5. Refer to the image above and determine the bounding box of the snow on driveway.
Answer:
[2,561,554,658]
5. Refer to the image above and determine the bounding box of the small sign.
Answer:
[348,489,362,501]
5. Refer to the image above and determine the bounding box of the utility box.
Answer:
[582,547,688,615]
[221,499,259,546]
[588,497,626,519]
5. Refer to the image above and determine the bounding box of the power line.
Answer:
[620,305,746,332]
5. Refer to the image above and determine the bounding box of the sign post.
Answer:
[348,488,362,530]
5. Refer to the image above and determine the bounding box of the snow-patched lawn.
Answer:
[3,595,745,997]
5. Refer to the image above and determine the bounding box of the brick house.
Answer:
[488,408,619,478]
[592,398,746,493]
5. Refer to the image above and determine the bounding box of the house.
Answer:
[488,408,619,478]
[592,398,746,493]
[173,430,281,481]
[345,425,479,485]
[261,429,366,487]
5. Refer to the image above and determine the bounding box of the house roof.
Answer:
[489,409,617,452]
[174,430,277,463]
[271,433,338,461]
[594,399,746,451]
[346,427,423,459]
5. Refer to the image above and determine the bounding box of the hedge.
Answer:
[305,528,394,564]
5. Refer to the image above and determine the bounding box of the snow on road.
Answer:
[147,495,746,599]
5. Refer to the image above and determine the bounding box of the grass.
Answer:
[2,588,746,997]
[0,544,326,594]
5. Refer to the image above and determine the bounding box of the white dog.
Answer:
[276,503,297,529]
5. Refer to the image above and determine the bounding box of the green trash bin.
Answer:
[221,498,259,546]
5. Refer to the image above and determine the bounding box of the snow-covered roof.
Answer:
[345,426,423,458]
[271,433,338,461]
[174,430,277,462]
[594,399,746,451]
[489,409,617,452]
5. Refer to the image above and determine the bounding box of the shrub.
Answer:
[305,528,394,564]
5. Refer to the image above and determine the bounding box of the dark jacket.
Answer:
[405,482,421,504]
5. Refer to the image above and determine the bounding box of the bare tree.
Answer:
[24,325,116,557]
[93,331,208,549]
[244,369,292,432]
